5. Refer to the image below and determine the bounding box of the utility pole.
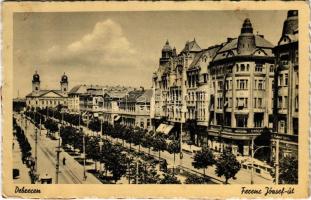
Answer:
[35,125,38,173]
[99,118,103,174]
[83,134,87,180]
[179,122,183,169]
[55,137,61,184]
[250,137,254,184]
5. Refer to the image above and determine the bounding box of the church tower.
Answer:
[60,73,68,94]
[237,18,256,55]
[32,71,40,94]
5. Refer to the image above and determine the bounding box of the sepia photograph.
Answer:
[2,1,309,198]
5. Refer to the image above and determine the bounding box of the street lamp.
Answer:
[98,118,104,173]
[250,136,279,185]
[82,129,87,181]
[180,106,188,164]
[55,136,62,184]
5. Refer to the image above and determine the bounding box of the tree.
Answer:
[279,156,298,184]
[184,174,209,184]
[126,128,135,151]
[160,173,181,184]
[106,147,128,183]
[45,119,59,135]
[141,131,154,155]
[89,119,101,133]
[143,163,161,184]
[152,132,167,160]
[100,140,114,176]
[132,127,145,152]
[167,140,180,174]
[85,136,101,171]
[215,150,241,184]
[192,148,215,176]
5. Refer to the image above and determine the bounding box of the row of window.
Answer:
[214,79,266,91]
[186,91,206,101]
[278,96,299,111]
[279,73,289,87]
[215,97,265,110]
[30,100,62,105]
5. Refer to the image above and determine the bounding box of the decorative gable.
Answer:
[253,48,267,56]
[278,35,291,45]
[40,91,63,98]
[226,50,235,58]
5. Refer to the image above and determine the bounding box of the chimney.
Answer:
[140,86,145,92]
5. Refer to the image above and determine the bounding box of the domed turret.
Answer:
[282,10,298,36]
[60,72,68,94]
[161,40,173,59]
[60,73,68,83]
[32,71,40,93]
[237,18,256,55]
[162,40,172,52]
[32,71,40,83]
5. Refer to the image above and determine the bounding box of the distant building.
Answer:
[26,71,68,109]
[118,88,152,130]
[79,85,105,121]
[273,10,298,158]
[67,84,88,113]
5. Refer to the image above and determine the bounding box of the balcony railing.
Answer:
[209,125,271,134]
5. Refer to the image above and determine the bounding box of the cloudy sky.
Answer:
[13,10,287,97]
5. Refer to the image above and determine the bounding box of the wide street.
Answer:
[79,119,273,184]
[14,113,101,184]
[14,112,273,184]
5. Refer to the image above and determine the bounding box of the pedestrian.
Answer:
[63,157,66,165]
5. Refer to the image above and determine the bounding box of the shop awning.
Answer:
[162,125,174,134]
[156,124,166,133]
[156,124,173,134]
[114,115,121,121]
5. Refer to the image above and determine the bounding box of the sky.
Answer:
[13,10,288,98]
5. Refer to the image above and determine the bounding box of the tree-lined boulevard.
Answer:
[12,107,297,184]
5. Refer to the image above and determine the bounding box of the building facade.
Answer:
[208,18,275,156]
[67,84,88,113]
[272,10,299,158]
[118,88,152,130]
[26,71,68,109]
[152,18,276,156]
[102,86,135,126]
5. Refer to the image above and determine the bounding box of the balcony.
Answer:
[208,125,271,135]
[272,133,298,143]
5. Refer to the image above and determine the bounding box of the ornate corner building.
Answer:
[151,10,298,158]
[272,10,299,158]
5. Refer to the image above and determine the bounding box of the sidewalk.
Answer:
[16,114,101,184]
[13,137,31,184]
